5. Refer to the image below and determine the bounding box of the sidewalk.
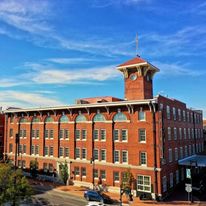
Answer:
[55,185,201,206]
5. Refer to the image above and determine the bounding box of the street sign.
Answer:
[186,168,191,179]
[185,183,192,193]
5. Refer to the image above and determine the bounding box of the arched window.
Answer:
[20,117,27,123]
[45,116,54,123]
[76,114,87,122]
[113,112,127,122]
[60,115,69,123]
[32,117,40,123]
[93,113,106,122]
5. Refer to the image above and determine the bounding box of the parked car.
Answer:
[85,202,105,206]
[84,190,113,204]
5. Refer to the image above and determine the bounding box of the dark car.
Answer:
[84,190,113,204]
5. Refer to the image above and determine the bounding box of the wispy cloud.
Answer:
[47,57,99,64]
[140,26,206,57]
[153,61,205,77]
[0,90,64,109]
[31,65,120,84]
[0,79,25,87]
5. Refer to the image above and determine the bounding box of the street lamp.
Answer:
[189,160,198,203]
[90,157,95,190]
[14,133,20,169]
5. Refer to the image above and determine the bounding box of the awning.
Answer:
[178,155,206,167]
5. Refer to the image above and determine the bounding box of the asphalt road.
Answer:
[30,185,88,206]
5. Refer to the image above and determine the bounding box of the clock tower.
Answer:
[117,56,159,101]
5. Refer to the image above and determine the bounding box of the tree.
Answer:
[0,163,33,205]
[30,159,38,178]
[121,168,134,195]
[59,161,69,185]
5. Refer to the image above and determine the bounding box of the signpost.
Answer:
[185,183,192,202]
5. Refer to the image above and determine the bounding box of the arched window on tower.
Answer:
[113,109,127,122]
[93,113,106,122]
[76,114,87,122]
[45,116,54,123]
[60,115,69,123]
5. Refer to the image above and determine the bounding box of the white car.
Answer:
[85,201,106,206]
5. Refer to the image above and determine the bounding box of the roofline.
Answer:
[117,62,160,72]
[3,98,157,114]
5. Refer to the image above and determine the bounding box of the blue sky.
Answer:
[0,0,206,117]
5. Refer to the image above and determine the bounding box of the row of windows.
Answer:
[162,168,185,192]
[163,104,202,124]
[9,128,148,143]
[167,127,203,141]
[10,110,146,124]
[168,143,204,162]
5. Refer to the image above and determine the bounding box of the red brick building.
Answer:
[3,57,204,200]
[0,110,4,159]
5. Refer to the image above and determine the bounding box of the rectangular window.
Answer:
[114,172,120,182]
[50,146,54,156]
[168,127,171,140]
[162,176,167,192]
[166,106,170,119]
[65,147,69,157]
[100,149,106,161]
[184,128,186,139]
[94,169,98,178]
[139,129,146,143]
[173,107,176,120]
[170,173,173,188]
[82,148,87,159]
[49,163,53,173]
[178,109,181,121]
[36,129,39,138]
[137,175,151,192]
[121,129,128,142]
[9,143,13,153]
[183,111,186,122]
[82,129,87,140]
[65,129,69,139]
[18,144,22,154]
[113,129,119,141]
[35,145,39,155]
[75,148,80,159]
[175,148,178,161]
[59,129,63,139]
[45,129,49,139]
[174,128,177,140]
[75,129,80,140]
[93,129,99,141]
[94,149,99,160]
[43,163,48,172]
[32,129,35,138]
[59,147,64,157]
[100,129,106,141]
[179,128,182,139]
[114,150,119,163]
[188,128,191,139]
[50,129,54,139]
[100,170,106,179]
[9,128,13,137]
[176,170,179,184]
[140,152,147,166]
[74,167,80,176]
[23,144,26,154]
[169,148,173,162]
[23,130,26,138]
[185,146,188,157]
[122,151,128,163]
[31,145,35,155]
[19,129,23,138]
[180,147,183,159]
[81,167,86,177]
[138,111,145,121]
[187,111,190,122]
[44,146,48,156]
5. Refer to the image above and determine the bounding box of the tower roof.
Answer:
[117,56,159,72]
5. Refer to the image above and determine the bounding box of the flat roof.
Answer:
[178,155,206,167]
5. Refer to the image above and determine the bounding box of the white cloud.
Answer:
[0,79,25,87]
[31,65,120,84]
[0,90,63,108]
[153,61,205,77]
[47,57,97,64]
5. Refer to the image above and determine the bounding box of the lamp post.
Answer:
[69,161,72,185]
[90,157,95,190]
[189,160,198,203]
